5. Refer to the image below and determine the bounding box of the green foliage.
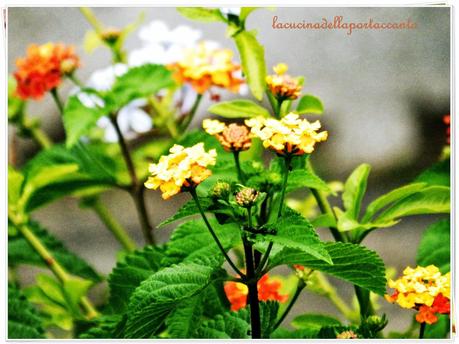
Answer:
[79,315,126,339]
[269,242,387,295]
[424,314,450,339]
[286,169,331,193]
[158,197,213,227]
[415,158,450,186]
[8,284,45,339]
[107,245,166,313]
[195,308,250,338]
[125,258,220,338]
[342,163,371,220]
[234,30,267,100]
[291,313,341,330]
[166,294,205,338]
[260,301,280,338]
[177,7,226,22]
[9,221,101,282]
[416,218,450,273]
[8,76,26,121]
[296,95,324,115]
[208,99,270,118]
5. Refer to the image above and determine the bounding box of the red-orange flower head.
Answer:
[14,42,80,100]
[443,114,450,145]
[224,274,289,311]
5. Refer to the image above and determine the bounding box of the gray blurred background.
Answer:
[8,7,450,336]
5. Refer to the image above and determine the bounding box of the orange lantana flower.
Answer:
[224,274,289,311]
[14,42,79,100]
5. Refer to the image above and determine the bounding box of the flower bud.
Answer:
[101,28,122,45]
[235,187,259,208]
[211,181,231,201]
[60,58,78,75]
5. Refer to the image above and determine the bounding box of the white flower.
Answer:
[220,8,241,17]
[86,63,128,91]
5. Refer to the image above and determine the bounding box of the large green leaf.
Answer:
[8,284,45,339]
[342,164,371,220]
[8,166,24,206]
[260,301,280,338]
[374,186,450,223]
[195,308,250,338]
[268,242,387,295]
[296,95,324,115]
[208,99,270,118]
[125,258,220,338]
[8,221,101,282]
[158,197,213,227]
[362,183,427,222]
[286,169,331,193]
[177,7,226,22]
[416,218,450,274]
[291,313,341,331]
[415,158,450,186]
[165,294,205,338]
[107,245,165,313]
[79,315,126,339]
[233,30,266,101]
[258,209,332,264]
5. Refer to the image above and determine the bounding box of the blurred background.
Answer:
[8,6,450,335]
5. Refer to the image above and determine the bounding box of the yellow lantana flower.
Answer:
[266,63,302,100]
[203,119,252,152]
[245,113,328,156]
[169,42,244,94]
[144,143,217,199]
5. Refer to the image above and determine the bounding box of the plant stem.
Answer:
[243,236,261,339]
[273,278,306,330]
[190,188,245,278]
[309,188,344,242]
[354,285,374,318]
[67,73,84,88]
[30,126,52,149]
[50,88,64,115]
[80,7,104,34]
[110,115,155,245]
[233,151,245,183]
[419,322,426,339]
[180,93,203,133]
[17,222,98,319]
[90,197,137,252]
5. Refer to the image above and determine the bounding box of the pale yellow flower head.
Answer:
[169,42,244,94]
[266,63,302,100]
[145,143,217,200]
[245,113,328,156]
[203,119,252,152]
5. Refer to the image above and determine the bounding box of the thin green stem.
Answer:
[29,126,52,149]
[110,115,155,245]
[309,188,344,242]
[354,285,374,318]
[17,222,98,319]
[67,73,84,88]
[273,278,306,330]
[90,197,137,252]
[80,7,104,34]
[233,151,245,183]
[180,93,203,133]
[50,88,64,115]
[190,188,245,278]
[419,322,426,339]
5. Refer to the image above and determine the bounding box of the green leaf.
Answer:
[8,165,24,206]
[8,284,45,339]
[260,301,280,338]
[164,219,240,266]
[240,7,260,21]
[286,169,331,193]
[259,208,332,264]
[269,242,387,295]
[125,258,220,338]
[208,99,270,118]
[362,183,427,222]
[416,219,450,273]
[424,314,450,339]
[9,221,101,282]
[233,30,266,100]
[108,64,175,109]
[107,245,165,313]
[158,197,213,227]
[165,294,204,338]
[83,30,103,54]
[415,158,450,186]
[291,313,341,331]
[195,308,250,338]
[79,314,126,339]
[342,164,371,220]
[374,186,450,223]
[270,327,316,339]
[296,95,324,115]
[63,93,107,147]
[177,7,226,22]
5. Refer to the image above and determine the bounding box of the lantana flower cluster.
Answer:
[245,113,328,156]
[14,42,79,99]
[144,143,216,199]
[224,274,289,311]
[385,265,450,324]
[203,119,252,152]
[266,63,302,101]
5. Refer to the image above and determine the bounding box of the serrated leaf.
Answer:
[79,314,126,339]
[9,221,101,282]
[291,313,341,330]
[296,95,324,115]
[286,169,331,193]
[234,30,266,100]
[415,158,450,186]
[195,308,251,338]
[125,258,220,338]
[268,242,386,295]
[107,245,165,313]
[208,99,270,118]
[8,284,45,339]
[416,218,450,274]
[270,327,317,339]
[342,164,371,220]
[260,301,279,338]
[374,186,450,223]
[177,7,226,22]
[362,183,427,222]
[166,294,204,338]
[158,197,213,227]
[259,208,332,264]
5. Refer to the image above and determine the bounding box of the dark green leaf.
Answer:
[269,242,386,295]
[416,219,450,273]
[424,314,450,339]
[342,164,371,220]
[9,221,101,282]
[158,197,213,227]
[291,313,341,330]
[260,301,280,338]
[415,158,450,186]
[177,7,226,22]
[296,95,324,115]
[79,315,126,339]
[166,294,204,338]
[234,30,266,100]
[195,308,250,338]
[270,327,317,339]
[208,99,270,118]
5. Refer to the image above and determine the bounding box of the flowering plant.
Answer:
[8,7,451,340]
